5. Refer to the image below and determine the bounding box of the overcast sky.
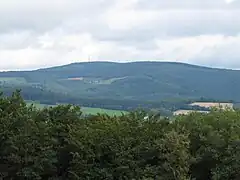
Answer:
[0,0,239,70]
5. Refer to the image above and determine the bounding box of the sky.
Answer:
[0,0,239,70]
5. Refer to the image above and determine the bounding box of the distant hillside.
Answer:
[1,61,240,102]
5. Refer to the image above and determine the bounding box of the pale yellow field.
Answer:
[189,102,233,109]
[174,101,234,116]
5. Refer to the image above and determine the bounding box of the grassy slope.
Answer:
[80,107,127,116]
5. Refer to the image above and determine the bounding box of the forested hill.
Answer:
[1,61,240,102]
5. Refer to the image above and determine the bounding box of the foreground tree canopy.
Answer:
[0,90,239,179]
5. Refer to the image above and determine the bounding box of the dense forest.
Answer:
[0,90,239,179]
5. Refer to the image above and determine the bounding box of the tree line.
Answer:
[0,90,239,179]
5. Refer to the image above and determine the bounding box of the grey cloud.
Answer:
[0,31,39,50]
[191,39,240,69]
[151,10,240,36]
[0,0,240,70]
[0,0,239,37]
[136,0,240,10]
[91,9,240,49]
[88,8,240,43]
[0,0,111,33]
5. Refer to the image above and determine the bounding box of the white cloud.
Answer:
[0,0,240,70]
[1,32,240,70]
[155,35,225,60]
[103,0,158,30]
[226,0,236,4]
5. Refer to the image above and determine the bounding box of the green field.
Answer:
[26,101,127,116]
[80,107,126,116]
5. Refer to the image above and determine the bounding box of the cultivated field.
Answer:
[189,102,234,109]
[174,101,234,116]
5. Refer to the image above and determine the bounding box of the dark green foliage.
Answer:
[69,113,190,180]
[174,110,240,180]
[0,90,239,179]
